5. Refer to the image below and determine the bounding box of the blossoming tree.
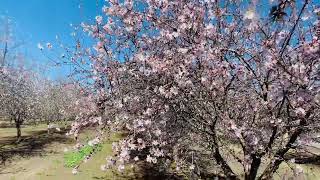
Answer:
[62,0,320,179]
[37,81,82,131]
[0,67,38,140]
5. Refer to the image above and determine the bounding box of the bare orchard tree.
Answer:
[0,16,24,67]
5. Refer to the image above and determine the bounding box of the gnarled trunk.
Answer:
[245,154,262,180]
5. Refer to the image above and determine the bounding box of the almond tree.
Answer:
[0,67,38,140]
[0,17,39,140]
[61,0,320,179]
[37,81,81,130]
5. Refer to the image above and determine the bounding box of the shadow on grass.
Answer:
[0,124,16,128]
[0,127,74,168]
[0,121,37,128]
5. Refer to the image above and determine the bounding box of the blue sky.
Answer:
[1,0,315,80]
[0,0,103,80]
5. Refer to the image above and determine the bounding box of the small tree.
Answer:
[0,68,37,140]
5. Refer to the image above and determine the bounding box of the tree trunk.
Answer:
[245,155,261,180]
[16,122,21,141]
[47,121,50,134]
[210,117,238,179]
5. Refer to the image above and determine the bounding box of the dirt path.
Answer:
[0,154,59,180]
[0,140,72,180]
[0,126,137,180]
[0,125,78,179]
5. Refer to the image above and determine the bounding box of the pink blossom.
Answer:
[244,9,256,20]
[95,15,103,24]
[117,164,125,172]
[134,156,139,161]
[46,43,52,49]
[37,43,44,50]
[295,107,306,116]
[72,168,78,175]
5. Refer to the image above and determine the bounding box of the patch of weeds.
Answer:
[64,144,102,168]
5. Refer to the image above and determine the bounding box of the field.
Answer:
[0,123,320,180]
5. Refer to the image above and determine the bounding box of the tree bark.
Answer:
[15,122,21,141]
[245,154,261,180]
[210,117,238,179]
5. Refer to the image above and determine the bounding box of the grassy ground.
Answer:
[0,123,141,180]
[0,123,320,180]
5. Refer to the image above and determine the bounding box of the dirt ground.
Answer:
[1,124,320,180]
[0,124,138,180]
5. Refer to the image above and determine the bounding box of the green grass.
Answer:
[64,144,103,168]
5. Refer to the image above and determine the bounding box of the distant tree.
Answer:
[37,81,82,133]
